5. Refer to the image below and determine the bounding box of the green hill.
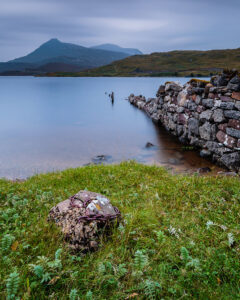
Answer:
[47,48,240,77]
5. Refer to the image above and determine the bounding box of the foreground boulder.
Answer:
[48,190,121,252]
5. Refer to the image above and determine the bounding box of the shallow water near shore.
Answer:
[0,76,223,179]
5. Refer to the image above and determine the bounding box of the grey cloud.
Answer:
[0,0,239,61]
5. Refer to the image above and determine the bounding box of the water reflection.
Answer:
[0,76,222,179]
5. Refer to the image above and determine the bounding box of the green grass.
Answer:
[44,48,240,77]
[0,162,240,299]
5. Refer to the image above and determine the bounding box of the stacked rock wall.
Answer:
[128,73,240,172]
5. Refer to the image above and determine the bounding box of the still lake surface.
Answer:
[0,76,220,179]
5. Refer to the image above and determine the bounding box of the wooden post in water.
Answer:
[110,92,114,104]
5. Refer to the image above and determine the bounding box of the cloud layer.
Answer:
[0,0,239,61]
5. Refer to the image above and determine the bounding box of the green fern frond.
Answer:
[55,248,62,260]
[40,272,52,283]
[69,288,78,300]
[180,247,191,262]
[36,256,49,267]
[1,234,14,252]
[134,250,149,270]
[105,261,113,273]
[33,265,44,279]
[6,271,20,300]
[98,262,106,275]
[155,230,165,243]
[142,279,161,300]
[48,259,62,270]
[86,290,93,300]
[180,247,200,270]
[117,263,127,278]
[132,270,143,278]
[186,258,200,270]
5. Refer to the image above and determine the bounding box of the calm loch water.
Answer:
[0,76,221,179]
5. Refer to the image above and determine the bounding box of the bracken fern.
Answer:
[134,250,149,270]
[180,247,191,262]
[6,271,20,300]
[1,234,14,252]
[154,230,165,243]
[228,233,235,248]
[116,263,127,278]
[69,288,78,300]
[142,279,161,300]
[32,265,44,279]
[86,290,93,300]
[180,247,201,270]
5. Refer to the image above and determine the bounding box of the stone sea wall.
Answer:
[128,72,240,173]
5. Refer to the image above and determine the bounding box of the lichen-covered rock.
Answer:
[220,152,240,171]
[202,99,214,108]
[226,128,240,139]
[235,101,240,111]
[199,110,213,122]
[224,110,240,120]
[48,191,121,252]
[188,118,199,136]
[227,82,240,92]
[216,131,237,148]
[199,122,214,140]
[200,149,212,158]
[165,81,182,92]
[213,109,225,123]
[220,101,235,110]
[228,119,240,130]
[178,113,188,125]
[218,123,228,132]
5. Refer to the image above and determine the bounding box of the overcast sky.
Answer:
[0,0,239,61]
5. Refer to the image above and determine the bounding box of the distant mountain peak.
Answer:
[43,38,61,46]
[91,43,142,55]
[48,38,60,42]
[98,43,118,47]
[1,39,131,73]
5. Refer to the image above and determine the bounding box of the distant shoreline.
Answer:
[0,73,211,78]
[37,73,212,78]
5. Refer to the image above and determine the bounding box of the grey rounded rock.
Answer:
[48,191,121,252]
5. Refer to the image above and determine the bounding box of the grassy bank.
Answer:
[0,162,240,299]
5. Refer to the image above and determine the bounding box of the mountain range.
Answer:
[2,39,239,77]
[0,39,142,75]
